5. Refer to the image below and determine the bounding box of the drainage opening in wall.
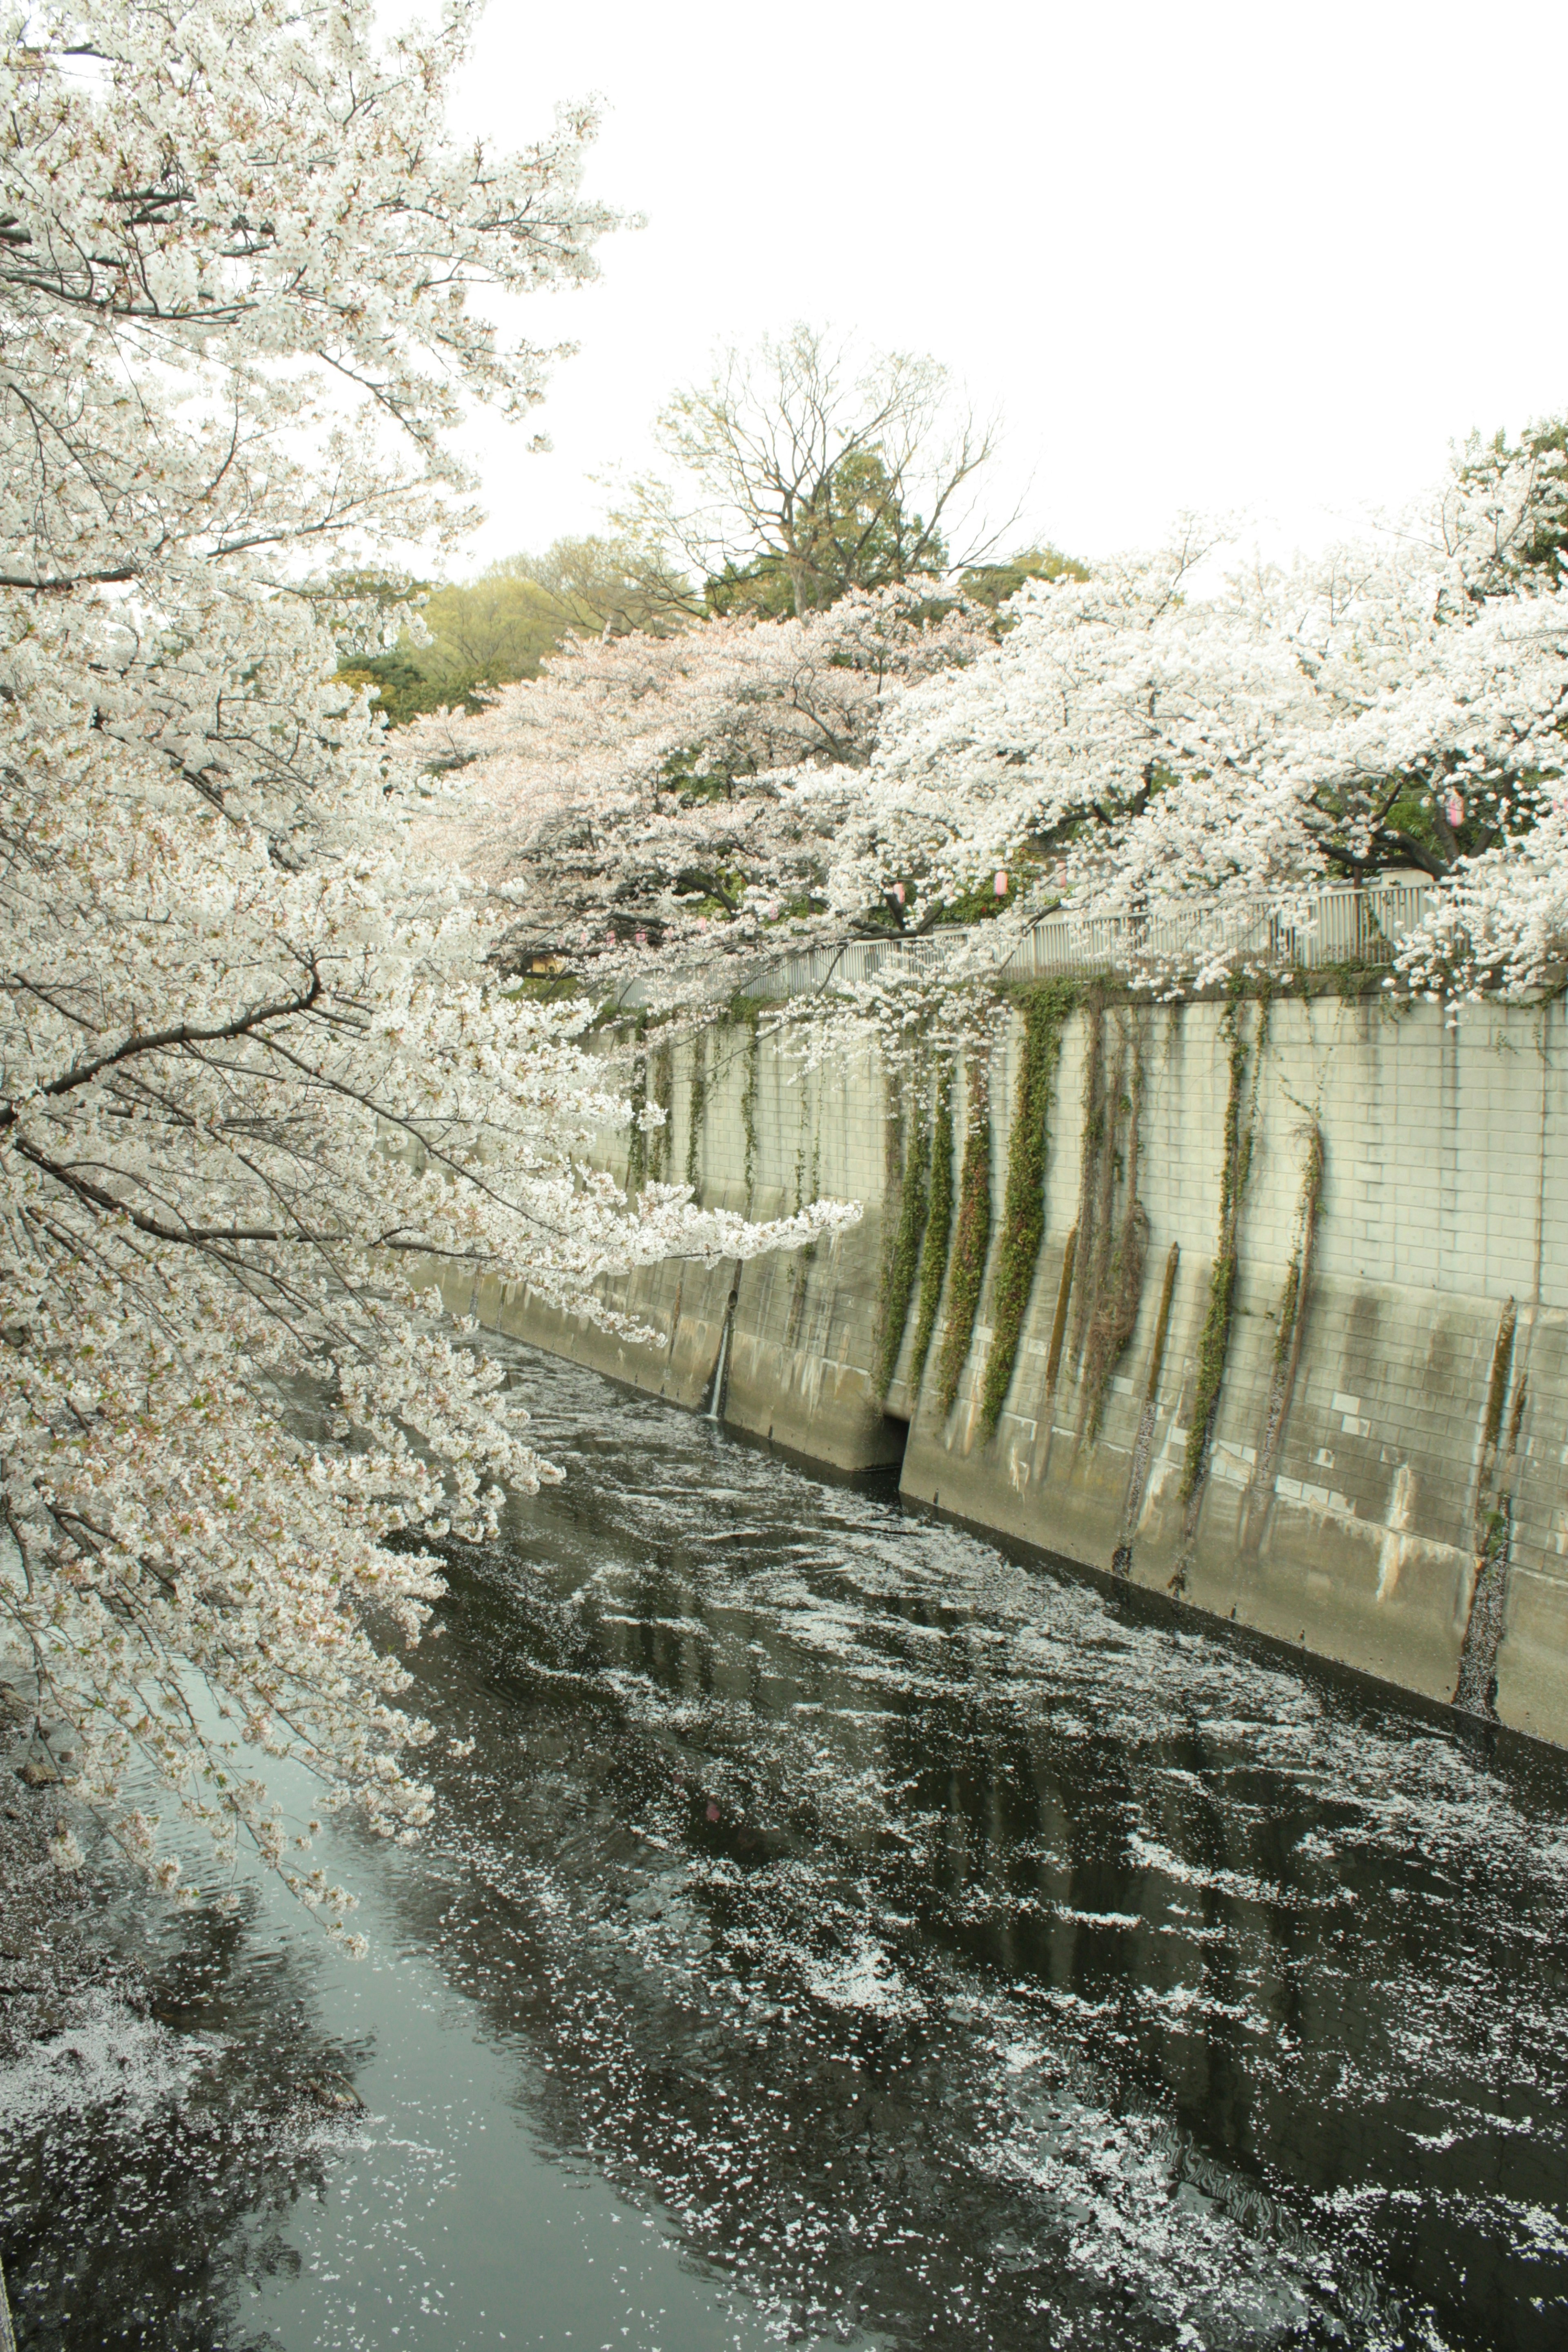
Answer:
[878,1410,911,1476]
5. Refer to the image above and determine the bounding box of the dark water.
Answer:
[4,1346,1568,2351]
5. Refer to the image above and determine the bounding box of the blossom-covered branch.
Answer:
[0,0,854,1929]
[403,584,993,999]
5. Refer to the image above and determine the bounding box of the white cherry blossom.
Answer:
[0,0,853,1917]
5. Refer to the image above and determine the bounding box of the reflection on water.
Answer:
[4,1343,1568,2350]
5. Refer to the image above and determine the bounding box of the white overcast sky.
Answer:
[442,0,1568,576]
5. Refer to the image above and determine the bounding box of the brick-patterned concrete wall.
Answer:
[454,1021,902,1470]
[463,996,1568,1748]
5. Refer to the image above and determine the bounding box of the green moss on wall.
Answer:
[1111,1238,1181,1579]
[906,1067,956,1403]
[1067,993,1108,1370]
[1076,1022,1149,1441]
[1180,991,1267,1506]
[1044,1226,1078,1396]
[935,1066,993,1417]
[685,1031,708,1192]
[876,1096,932,1401]
[648,1040,675,1182]
[739,1010,762,1208]
[978,980,1076,1438]
[1080,1207,1150,1443]
[625,1045,650,1192]
[1482,1297,1519,1458]
[1273,1125,1324,1370]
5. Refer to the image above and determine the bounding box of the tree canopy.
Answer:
[339,537,687,723]
[407,430,1568,1012]
[612,324,1007,620]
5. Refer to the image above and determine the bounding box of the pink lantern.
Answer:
[1442,788,1465,827]
[994,870,1009,896]
[893,881,906,904]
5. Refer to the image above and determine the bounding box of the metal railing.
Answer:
[751,880,1433,999]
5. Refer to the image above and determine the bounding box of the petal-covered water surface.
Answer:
[4,1343,1567,2351]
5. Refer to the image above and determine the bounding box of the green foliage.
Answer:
[414,570,572,686]
[932,873,1026,928]
[978,981,1075,1436]
[959,545,1091,610]
[703,555,799,621]
[907,1068,956,1402]
[875,1104,932,1401]
[336,535,684,723]
[337,653,484,727]
[935,1074,993,1417]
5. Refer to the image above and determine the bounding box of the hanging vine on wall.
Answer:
[1112,1240,1182,1578]
[1044,1225,1078,1396]
[978,980,1076,1439]
[1179,988,1270,1510]
[793,1072,822,1265]
[623,1009,653,1193]
[1456,1337,1529,1719]
[739,1004,762,1208]
[906,1065,956,1403]
[685,1030,708,1192]
[648,1039,675,1182]
[935,1062,993,1418]
[1067,990,1108,1370]
[876,1075,932,1401]
[1078,1026,1150,1445]
[784,1078,818,1348]
[1477,1296,1519,1485]
[792,1073,822,1220]
[1045,1000,1152,1444]
[1240,1122,1324,1552]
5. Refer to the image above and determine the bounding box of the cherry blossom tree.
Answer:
[847,450,1568,991]
[0,0,853,1924]
[403,584,993,999]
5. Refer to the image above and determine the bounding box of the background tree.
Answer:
[613,324,1009,618]
[958,543,1091,609]
[339,537,686,723]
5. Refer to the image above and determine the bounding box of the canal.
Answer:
[3,1343,1567,2350]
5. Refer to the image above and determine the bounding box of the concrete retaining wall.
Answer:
[459,994,1568,1749]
